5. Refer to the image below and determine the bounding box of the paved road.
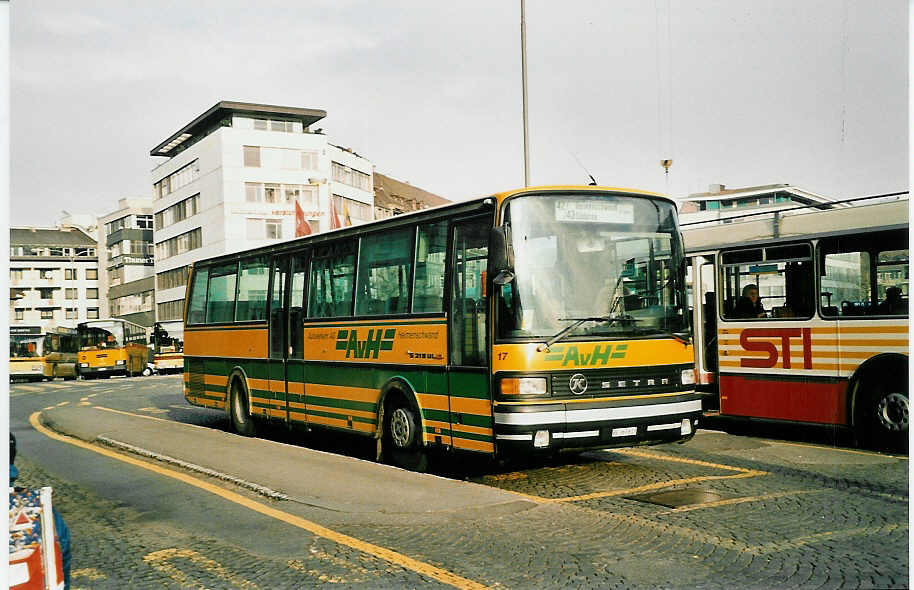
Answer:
[10,375,909,589]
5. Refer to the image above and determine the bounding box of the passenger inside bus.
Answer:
[878,286,905,315]
[733,284,766,318]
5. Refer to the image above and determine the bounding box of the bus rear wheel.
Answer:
[230,379,257,437]
[859,378,908,452]
[384,397,428,472]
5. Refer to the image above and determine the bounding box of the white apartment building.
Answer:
[97,197,156,328]
[10,226,101,331]
[150,101,375,335]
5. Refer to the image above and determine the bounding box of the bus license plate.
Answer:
[611,427,637,437]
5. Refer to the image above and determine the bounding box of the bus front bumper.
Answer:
[78,365,127,378]
[493,395,702,453]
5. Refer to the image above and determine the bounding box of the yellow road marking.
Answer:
[611,447,761,473]
[656,489,822,514]
[763,439,909,460]
[138,407,169,414]
[56,401,69,407]
[549,470,766,503]
[87,394,97,398]
[750,523,908,555]
[287,548,381,584]
[80,397,89,402]
[71,567,106,581]
[30,412,490,590]
[144,548,259,589]
[79,402,91,406]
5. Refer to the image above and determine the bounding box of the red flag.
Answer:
[295,200,311,237]
[329,197,342,230]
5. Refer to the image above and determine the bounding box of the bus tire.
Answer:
[859,379,909,452]
[384,395,428,472]
[142,366,152,377]
[230,378,257,437]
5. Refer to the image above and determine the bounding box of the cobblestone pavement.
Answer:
[10,377,910,589]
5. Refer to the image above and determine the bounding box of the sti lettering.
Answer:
[739,328,812,369]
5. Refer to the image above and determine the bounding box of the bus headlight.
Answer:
[500,377,548,395]
[115,359,126,365]
[80,363,89,368]
[680,369,696,386]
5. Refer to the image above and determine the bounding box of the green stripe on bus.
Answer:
[421,408,450,423]
[424,427,493,443]
[305,395,377,414]
[307,408,376,425]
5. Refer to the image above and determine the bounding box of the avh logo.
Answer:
[336,328,396,359]
[543,344,628,366]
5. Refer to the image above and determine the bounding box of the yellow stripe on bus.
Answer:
[448,397,492,415]
[453,438,494,453]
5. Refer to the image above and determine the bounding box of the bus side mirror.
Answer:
[488,226,515,285]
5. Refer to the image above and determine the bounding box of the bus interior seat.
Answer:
[821,305,838,317]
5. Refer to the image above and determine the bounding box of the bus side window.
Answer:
[356,228,414,316]
[308,241,356,318]
[187,268,209,325]
[235,256,270,322]
[413,221,447,314]
[206,263,238,324]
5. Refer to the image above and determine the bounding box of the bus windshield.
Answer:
[10,335,44,358]
[497,194,688,340]
[79,322,125,350]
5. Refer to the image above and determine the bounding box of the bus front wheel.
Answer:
[230,379,257,437]
[384,397,428,472]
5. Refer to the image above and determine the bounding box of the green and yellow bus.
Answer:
[9,326,79,381]
[77,318,149,379]
[184,185,701,468]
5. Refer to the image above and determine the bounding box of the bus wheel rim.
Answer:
[877,392,909,432]
[233,386,245,422]
[390,408,411,448]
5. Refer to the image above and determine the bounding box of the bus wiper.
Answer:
[537,315,641,352]
[629,325,691,346]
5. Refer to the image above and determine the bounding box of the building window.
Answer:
[154,160,200,199]
[301,151,319,170]
[244,183,318,208]
[233,116,303,133]
[155,228,202,261]
[129,241,151,255]
[108,266,124,287]
[86,268,98,280]
[246,219,283,240]
[156,266,188,291]
[40,309,54,320]
[157,300,185,322]
[106,216,128,234]
[65,288,77,300]
[65,308,78,320]
[155,194,200,230]
[135,215,153,229]
[39,269,56,280]
[87,307,99,319]
[86,288,99,299]
[11,269,25,281]
[243,146,261,167]
[14,309,24,321]
[64,269,75,280]
[332,195,373,226]
[38,288,56,300]
[332,162,372,191]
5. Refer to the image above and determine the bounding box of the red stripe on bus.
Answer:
[719,374,847,425]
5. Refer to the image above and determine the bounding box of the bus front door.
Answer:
[447,218,493,453]
[268,253,309,425]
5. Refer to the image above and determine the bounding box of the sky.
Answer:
[8,0,909,226]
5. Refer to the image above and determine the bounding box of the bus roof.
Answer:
[77,318,147,330]
[683,197,909,253]
[191,185,675,270]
